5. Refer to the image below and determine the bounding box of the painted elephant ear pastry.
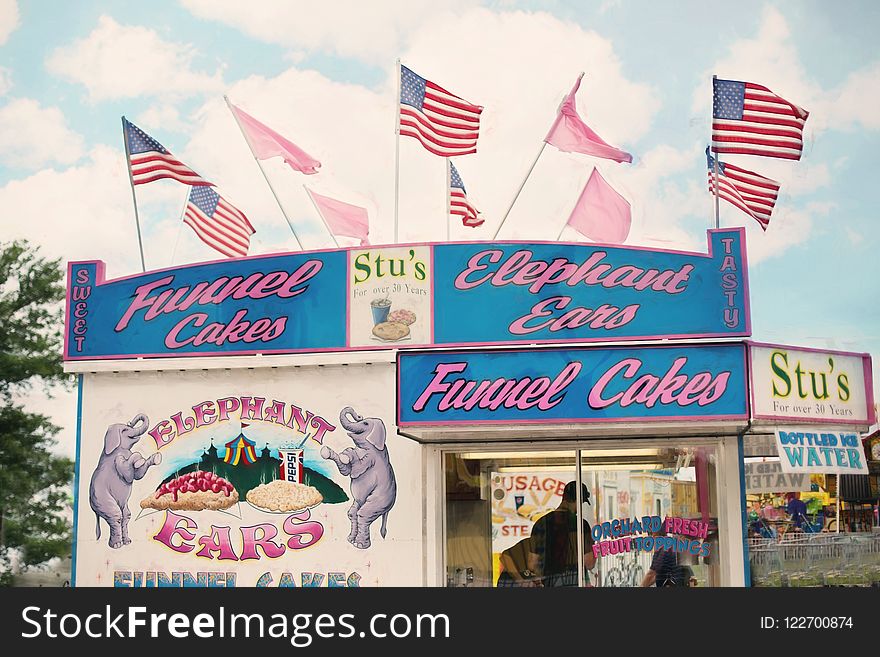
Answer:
[140,471,239,511]
[246,480,323,513]
[372,321,410,341]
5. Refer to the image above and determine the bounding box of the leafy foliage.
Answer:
[0,241,73,585]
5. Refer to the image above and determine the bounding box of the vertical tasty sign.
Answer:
[348,246,431,347]
[432,228,749,345]
[749,343,875,426]
[65,251,348,359]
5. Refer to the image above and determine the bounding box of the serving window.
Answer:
[443,439,724,587]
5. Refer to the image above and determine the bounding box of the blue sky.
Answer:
[1,1,877,454]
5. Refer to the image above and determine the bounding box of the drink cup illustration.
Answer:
[278,448,304,484]
[371,297,391,325]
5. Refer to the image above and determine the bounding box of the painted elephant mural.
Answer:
[88,413,161,548]
[321,406,397,549]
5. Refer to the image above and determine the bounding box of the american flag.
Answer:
[712,78,809,160]
[123,118,213,186]
[707,147,779,231]
[449,162,482,228]
[183,186,255,257]
[399,65,483,157]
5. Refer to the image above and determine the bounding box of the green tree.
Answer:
[0,241,73,585]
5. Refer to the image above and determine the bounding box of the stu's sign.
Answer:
[749,343,874,426]
[397,343,748,426]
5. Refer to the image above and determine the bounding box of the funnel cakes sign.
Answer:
[397,343,748,426]
[64,229,749,360]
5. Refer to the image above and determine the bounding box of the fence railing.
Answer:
[749,532,880,587]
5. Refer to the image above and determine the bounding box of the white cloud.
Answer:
[136,103,189,133]
[0,66,11,95]
[829,62,880,130]
[174,8,660,253]
[181,0,478,64]
[694,6,880,138]
[0,98,85,168]
[0,145,183,276]
[0,0,19,45]
[45,15,223,102]
[744,201,834,265]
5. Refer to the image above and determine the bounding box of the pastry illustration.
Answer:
[372,321,410,341]
[140,471,239,511]
[246,479,323,513]
[387,309,417,325]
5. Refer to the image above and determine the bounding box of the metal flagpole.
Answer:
[712,76,721,230]
[494,141,547,240]
[169,187,190,265]
[121,116,147,272]
[303,185,340,248]
[394,59,401,243]
[446,158,451,242]
[224,95,303,251]
[575,449,585,588]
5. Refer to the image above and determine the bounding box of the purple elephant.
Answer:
[88,414,161,548]
[321,407,396,549]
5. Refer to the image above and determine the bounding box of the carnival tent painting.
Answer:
[154,432,349,504]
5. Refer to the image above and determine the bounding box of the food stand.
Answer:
[63,228,874,587]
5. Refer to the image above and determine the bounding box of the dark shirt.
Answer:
[786,498,808,527]
[529,509,594,586]
[650,548,694,587]
[649,548,678,587]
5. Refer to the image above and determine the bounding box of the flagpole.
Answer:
[303,185,340,248]
[224,95,303,251]
[712,76,721,230]
[169,187,190,265]
[394,58,401,244]
[494,141,547,239]
[121,116,147,272]
[445,158,451,242]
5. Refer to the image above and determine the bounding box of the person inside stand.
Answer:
[528,481,596,587]
[496,536,540,587]
[785,492,808,530]
[640,522,694,587]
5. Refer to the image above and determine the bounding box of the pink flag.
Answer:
[306,187,370,246]
[544,74,633,164]
[229,102,321,174]
[564,168,631,244]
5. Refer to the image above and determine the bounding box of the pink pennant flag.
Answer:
[229,102,321,174]
[305,187,370,246]
[544,74,633,164]
[564,168,631,244]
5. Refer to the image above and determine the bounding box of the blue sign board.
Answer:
[65,251,348,359]
[432,228,748,345]
[397,343,748,426]
[64,229,750,360]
